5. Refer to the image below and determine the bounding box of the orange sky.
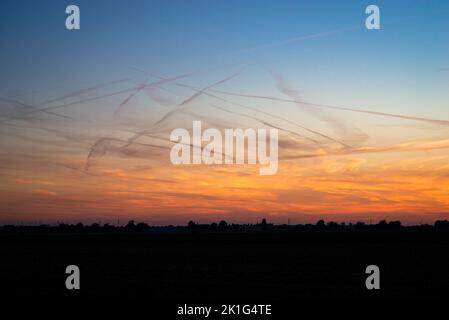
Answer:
[2,115,449,225]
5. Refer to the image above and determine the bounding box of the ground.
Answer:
[1,231,448,303]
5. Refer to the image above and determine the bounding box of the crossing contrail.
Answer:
[145,73,351,147]
[152,68,246,127]
[0,97,73,121]
[39,78,130,105]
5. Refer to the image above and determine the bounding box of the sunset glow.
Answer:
[1,0,449,225]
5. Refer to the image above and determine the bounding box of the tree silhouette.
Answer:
[1,218,448,234]
[316,220,325,229]
[218,220,228,231]
[187,220,196,233]
[125,220,136,231]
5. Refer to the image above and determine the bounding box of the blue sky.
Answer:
[1,0,449,128]
[1,0,448,102]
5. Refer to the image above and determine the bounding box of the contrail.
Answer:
[178,69,245,107]
[0,97,73,121]
[0,129,70,145]
[209,104,320,145]
[146,73,350,147]
[252,29,345,50]
[228,10,447,56]
[205,88,449,126]
[233,26,361,54]
[210,99,351,148]
[85,138,116,171]
[0,73,193,123]
[269,70,364,142]
[119,115,236,162]
[85,129,235,171]
[118,109,226,151]
[113,79,149,116]
[283,138,449,160]
[39,78,130,105]
[113,72,195,116]
[0,87,136,124]
[121,130,163,149]
[84,136,170,171]
[152,68,246,127]
[0,78,130,123]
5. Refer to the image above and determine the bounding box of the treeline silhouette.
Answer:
[1,218,449,233]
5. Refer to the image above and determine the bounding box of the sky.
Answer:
[1,0,449,225]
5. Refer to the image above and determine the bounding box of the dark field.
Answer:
[1,231,448,303]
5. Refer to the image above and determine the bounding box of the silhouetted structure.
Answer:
[0,219,448,234]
